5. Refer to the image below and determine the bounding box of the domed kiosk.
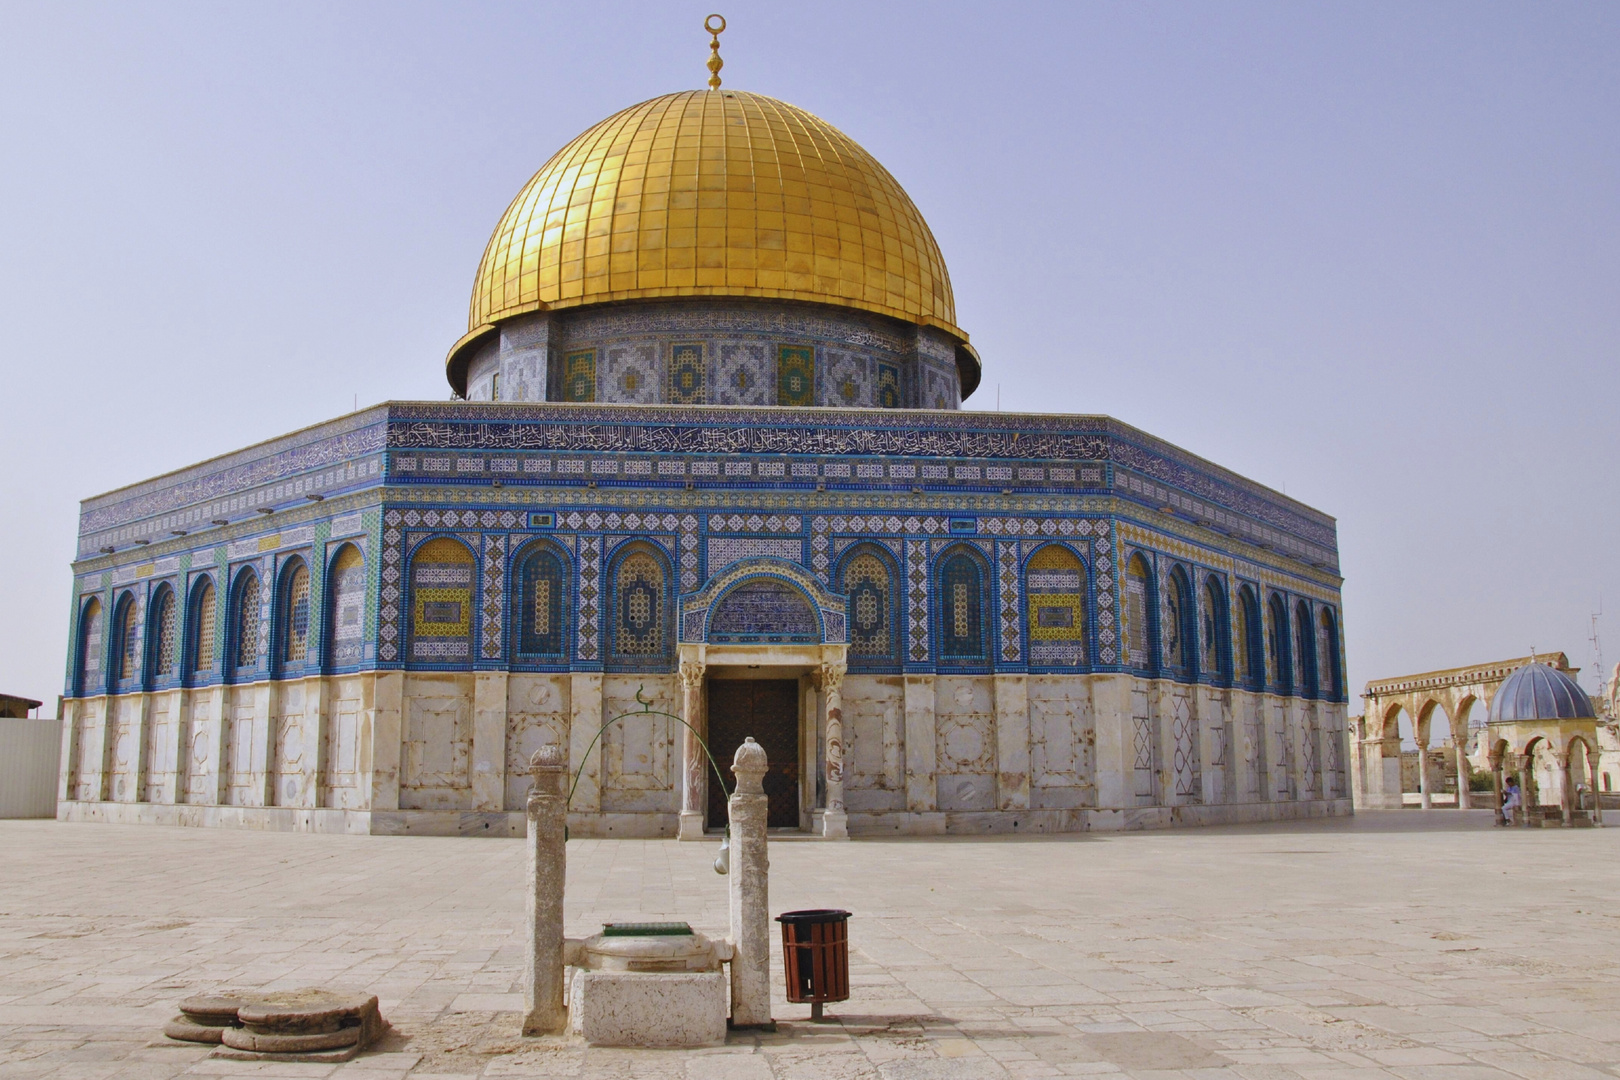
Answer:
[1486,662,1603,827]
[56,25,1348,837]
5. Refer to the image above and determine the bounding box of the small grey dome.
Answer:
[1487,662,1595,723]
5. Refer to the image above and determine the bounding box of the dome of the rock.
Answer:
[447,89,977,395]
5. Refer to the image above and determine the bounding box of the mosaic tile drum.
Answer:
[56,72,1349,837]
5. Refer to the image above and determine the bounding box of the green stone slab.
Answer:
[602,921,694,937]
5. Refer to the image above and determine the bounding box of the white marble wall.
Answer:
[57,671,1350,834]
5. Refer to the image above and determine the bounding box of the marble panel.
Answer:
[272,686,308,807]
[935,676,995,811]
[600,676,678,813]
[183,698,213,804]
[144,697,175,803]
[326,689,366,810]
[844,675,903,794]
[1029,676,1094,790]
[400,675,473,809]
[504,674,570,811]
[108,697,139,802]
[72,701,101,801]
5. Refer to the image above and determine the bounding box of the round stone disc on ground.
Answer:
[163,1015,227,1043]
[235,989,377,1034]
[177,994,248,1023]
[220,1026,360,1053]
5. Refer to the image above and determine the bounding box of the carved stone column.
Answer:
[819,661,848,840]
[678,659,707,840]
[523,744,568,1035]
[1490,747,1505,826]
[1557,750,1573,827]
[728,737,773,1029]
[1454,739,1472,810]
[1518,754,1533,828]
[1589,750,1604,826]
[1416,743,1431,810]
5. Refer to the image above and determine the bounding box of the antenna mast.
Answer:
[1591,600,1605,699]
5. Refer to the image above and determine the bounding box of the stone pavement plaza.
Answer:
[2,814,1617,1080]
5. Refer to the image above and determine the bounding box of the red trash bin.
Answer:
[776,909,850,1022]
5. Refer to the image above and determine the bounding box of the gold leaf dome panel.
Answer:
[459,89,967,354]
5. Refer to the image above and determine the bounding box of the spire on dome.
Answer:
[705,14,725,90]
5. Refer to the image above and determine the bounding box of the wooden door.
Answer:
[706,679,801,829]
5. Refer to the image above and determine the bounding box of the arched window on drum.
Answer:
[227,567,262,682]
[1294,598,1318,698]
[408,538,476,667]
[1201,575,1230,683]
[111,591,139,688]
[1234,584,1262,689]
[1026,544,1087,668]
[1162,565,1194,677]
[1121,553,1156,671]
[326,545,366,669]
[187,576,217,683]
[840,546,900,670]
[276,557,312,673]
[513,540,569,664]
[937,546,989,664]
[608,543,673,669]
[1266,592,1291,694]
[146,583,178,686]
[75,596,103,697]
[1318,607,1343,701]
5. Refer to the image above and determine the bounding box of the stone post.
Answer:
[523,744,568,1035]
[678,659,707,840]
[1455,740,1471,810]
[1417,743,1431,810]
[728,737,773,1028]
[820,662,848,839]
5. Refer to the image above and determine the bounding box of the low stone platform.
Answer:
[2,812,1619,1079]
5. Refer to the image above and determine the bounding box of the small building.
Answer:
[0,694,58,819]
[0,694,43,719]
[1482,662,1602,826]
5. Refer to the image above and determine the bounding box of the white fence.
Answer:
[0,717,62,818]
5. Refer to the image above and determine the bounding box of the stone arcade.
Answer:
[56,69,1350,837]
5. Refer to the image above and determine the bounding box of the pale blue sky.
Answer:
[1,1,1615,712]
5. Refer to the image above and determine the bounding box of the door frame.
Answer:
[680,642,847,833]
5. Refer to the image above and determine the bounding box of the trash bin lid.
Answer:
[776,909,851,924]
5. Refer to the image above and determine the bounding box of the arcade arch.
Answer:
[1355,653,1579,811]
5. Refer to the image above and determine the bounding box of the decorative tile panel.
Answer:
[707,537,803,569]
[906,539,929,663]
[576,536,601,662]
[481,534,505,660]
[668,343,705,404]
[997,541,1021,663]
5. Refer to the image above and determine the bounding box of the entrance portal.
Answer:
[706,679,800,829]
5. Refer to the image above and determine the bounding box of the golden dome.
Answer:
[451,89,971,383]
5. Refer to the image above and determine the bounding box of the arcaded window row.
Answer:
[73,536,1342,701]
